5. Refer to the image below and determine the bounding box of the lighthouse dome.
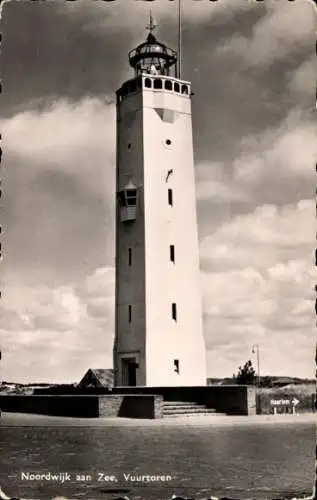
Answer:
[128,32,177,77]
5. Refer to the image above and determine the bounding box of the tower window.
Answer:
[165,139,172,145]
[165,80,172,90]
[174,359,180,374]
[181,85,189,95]
[128,143,132,149]
[118,189,137,208]
[174,82,180,93]
[154,78,163,89]
[171,303,177,321]
[170,245,175,263]
[128,248,132,266]
[168,188,173,206]
[128,305,132,323]
[144,78,152,88]
[126,189,137,206]
[118,185,138,223]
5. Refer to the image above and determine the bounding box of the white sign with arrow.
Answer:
[270,397,300,414]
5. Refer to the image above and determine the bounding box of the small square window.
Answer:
[126,189,137,206]
[168,188,173,206]
[170,245,175,263]
[172,303,177,321]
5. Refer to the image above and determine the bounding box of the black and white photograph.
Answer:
[0,0,316,499]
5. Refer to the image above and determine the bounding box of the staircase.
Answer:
[162,401,227,418]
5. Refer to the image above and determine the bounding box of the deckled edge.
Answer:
[0,0,316,499]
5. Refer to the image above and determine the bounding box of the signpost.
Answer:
[270,398,300,415]
[291,397,300,414]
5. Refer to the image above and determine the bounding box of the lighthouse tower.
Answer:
[113,19,207,387]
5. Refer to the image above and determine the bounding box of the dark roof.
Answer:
[79,368,114,387]
[90,369,113,383]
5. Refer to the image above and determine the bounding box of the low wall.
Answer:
[202,386,256,416]
[98,394,163,418]
[111,385,256,416]
[32,385,256,416]
[0,395,98,417]
[0,394,163,419]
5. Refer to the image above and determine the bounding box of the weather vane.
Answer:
[146,11,157,35]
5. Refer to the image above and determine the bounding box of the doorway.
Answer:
[122,357,137,386]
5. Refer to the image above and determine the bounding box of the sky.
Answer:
[0,0,316,383]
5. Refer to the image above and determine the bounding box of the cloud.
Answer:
[3,97,115,192]
[1,98,116,282]
[1,199,314,382]
[286,57,315,98]
[0,267,115,383]
[63,0,259,33]
[234,109,316,179]
[196,162,249,204]
[196,109,315,221]
[215,0,315,69]
[200,200,314,270]
[1,1,314,382]
[200,200,315,378]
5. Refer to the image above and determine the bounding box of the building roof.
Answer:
[79,368,114,387]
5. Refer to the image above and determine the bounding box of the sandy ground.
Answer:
[1,411,315,427]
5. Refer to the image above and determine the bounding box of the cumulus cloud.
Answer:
[1,1,314,382]
[196,109,315,214]
[196,162,249,204]
[63,0,259,34]
[286,57,315,98]
[216,0,315,69]
[0,267,115,383]
[201,200,314,270]
[1,97,116,282]
[1,199,314,382]
[2,99,315,381]
[2,97,115,195]
[200,200,315,378]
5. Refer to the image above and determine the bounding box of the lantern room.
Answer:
[128,18,177,78]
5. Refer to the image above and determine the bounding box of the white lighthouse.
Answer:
[113,19,207,387]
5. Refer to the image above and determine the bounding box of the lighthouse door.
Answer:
[127,362,137,386]
[122,358,137,386]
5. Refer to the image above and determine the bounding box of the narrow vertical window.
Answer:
[172,303,177,321]
[168,188,173,206]
[170,245,175,263]
[128,305,132,323]
[174,359,180,374]
[128,247,132,266]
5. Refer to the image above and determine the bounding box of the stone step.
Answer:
[163,407,216,414]
[163,402,208,406]
[163,404,211,410]
[162,400,227,418]
[163,412,228,418]
[163,401,199,406]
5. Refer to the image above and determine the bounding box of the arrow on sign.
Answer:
[292,398,300,406]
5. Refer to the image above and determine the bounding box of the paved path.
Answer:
[1,411,315,427]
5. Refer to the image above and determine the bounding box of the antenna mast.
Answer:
[178,0,182,79]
